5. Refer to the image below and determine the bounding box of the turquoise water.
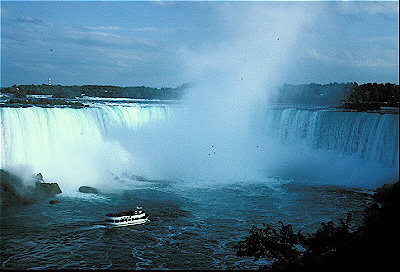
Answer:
[1,180,371,269]
[0,103,397,269]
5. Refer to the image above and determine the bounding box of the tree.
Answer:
[235,182,399,271]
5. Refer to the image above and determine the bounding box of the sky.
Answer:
[1,0,399,88]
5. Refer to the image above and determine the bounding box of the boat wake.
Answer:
[81,225,107,231]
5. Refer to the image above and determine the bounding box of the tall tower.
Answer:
[48,77,52,86]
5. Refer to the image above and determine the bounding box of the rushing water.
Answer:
[0,103,398,269]
[1,180,372,270]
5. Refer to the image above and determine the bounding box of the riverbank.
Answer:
[0,170,62,206]
[335,105,399,114]
[235,181,399,271]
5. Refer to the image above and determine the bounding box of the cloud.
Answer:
[307,47,397,69]
[132,27,176,33]
[65,29,126,43]
[346,49,398,69]
[14,16,44,24]
[87,31,124,39]
[11,15,54,27]
[61,27,157,48]
[11,61,56,73]
[84,26,124,31]
[94,48,139,67]
[307,48,330,62]
[339,1,399,15]
[134,27,160,32]
[1,7,10,17]
[152,0,175,8]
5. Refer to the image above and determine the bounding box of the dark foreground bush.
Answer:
[235,181,399,271]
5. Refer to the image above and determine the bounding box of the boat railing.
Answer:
[106,210,144,217]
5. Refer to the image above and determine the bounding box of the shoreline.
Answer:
[0,97,399,115]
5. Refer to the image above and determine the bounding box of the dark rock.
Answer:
[1,169,32,205]
[373,181,399,206]
[37,182,62,195]
[1,169,62,206]
[78,186,99,194]
[34,173,43,181]
[49,200,60,204]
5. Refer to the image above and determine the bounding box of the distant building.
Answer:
[0,93,13,101]
[75,93,86,99]
[27,94,53,99]
[48,77,52,86]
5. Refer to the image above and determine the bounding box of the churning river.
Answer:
[1,102,398,269]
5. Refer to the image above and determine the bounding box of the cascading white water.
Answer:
[249,107,398,188]
[0,105,172,191]
[263,108,398,167]
[1,104,398,190]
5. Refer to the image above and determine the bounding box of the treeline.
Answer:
[235,181,399,271]
[2,82,398,108]
[271,82,356,106]
[271,82,399,107]
[0,83,190,100]
[343,82,399,107]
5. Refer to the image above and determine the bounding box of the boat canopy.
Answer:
[106,209,144,217]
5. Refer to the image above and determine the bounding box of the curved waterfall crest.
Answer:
[265,108,398,167]
[1,105,398,189]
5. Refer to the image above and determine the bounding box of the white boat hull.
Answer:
[105,217,149,228]
[104,208,148,228]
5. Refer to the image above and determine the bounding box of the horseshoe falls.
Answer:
[1,104,398,190]
[258,108,398,188]
[0,105,173,191]
[271,109,398,167]
[1,103,399,270]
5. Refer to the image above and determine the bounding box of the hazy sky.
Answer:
[1,0,399,87]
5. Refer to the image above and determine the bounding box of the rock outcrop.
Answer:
[1,169,62,206]
[78,185,99,194]
[36,181,62,195]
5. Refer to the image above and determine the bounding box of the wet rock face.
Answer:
[36,182,62,195]
[1,169,62,206]
[78,186,99,194]
[373,182,399,206]
[34,173,44,181]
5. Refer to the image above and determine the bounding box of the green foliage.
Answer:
[1,83,188,100]
[4,98,87,108]
[304,213,352,254]
[272,82,399,108]
[345,83,399,105]
[272,82,357,106]
[235,217,353,271]
[236,222,304,262]
[342,82,399,110]
[235,182,400,271]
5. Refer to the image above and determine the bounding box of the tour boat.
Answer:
[104,207,149,227]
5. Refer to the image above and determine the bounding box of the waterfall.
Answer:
[254,108,398,188]
[1,104,398,189]
[263,108,398,168]
[0,105,172,191]
[268,109,399,166]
